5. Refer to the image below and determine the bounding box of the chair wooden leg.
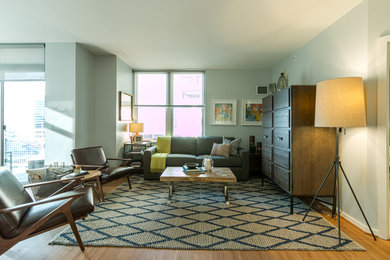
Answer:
[126,175,132,189]
[64,210,85,251]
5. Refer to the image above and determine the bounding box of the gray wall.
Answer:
[75,44,96,148]
[205,69,271,149]
[271,0,390,237]
[45,44,133,164]
[45,43,76,165]
[115,58,133,158]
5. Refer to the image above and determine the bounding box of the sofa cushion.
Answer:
[196,137,223,155]
[171,137,197,154]
[166,154,196,166]
[210,143,231,157]
[196,155,242,167]
[223,137,242,156]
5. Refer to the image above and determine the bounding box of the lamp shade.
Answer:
[129,122,144,133]
[315,77,366,127]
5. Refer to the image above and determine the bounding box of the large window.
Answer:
[135,72,204,139]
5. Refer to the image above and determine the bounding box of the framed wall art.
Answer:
[211,99,237,125]
[119,91,133,121]
[241,99,262,125]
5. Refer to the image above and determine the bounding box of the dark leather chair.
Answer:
[0,167,94,255]
[71,146,134,189]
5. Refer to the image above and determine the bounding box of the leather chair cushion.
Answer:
[71,146,108,169]
[101,166,135,181]
[4,187,94,239]
[0,168,33,238]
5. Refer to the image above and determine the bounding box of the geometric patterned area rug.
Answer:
[50,175,364,251]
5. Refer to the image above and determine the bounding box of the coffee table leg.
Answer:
[224,184,229,205]
[168,182,173,202]
[97,177,105,202]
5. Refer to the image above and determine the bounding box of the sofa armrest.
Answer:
[143,146,157,178]
[239,149,250,180]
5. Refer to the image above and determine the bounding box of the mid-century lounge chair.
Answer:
[71,146,135,189]
[0,168,94,255]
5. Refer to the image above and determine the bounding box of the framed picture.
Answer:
[119,91,133,121]
[134,135,143,143]
[241,99,262,125]
[211,99,237,125]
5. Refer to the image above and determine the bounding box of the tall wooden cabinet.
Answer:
[262,85,336,213]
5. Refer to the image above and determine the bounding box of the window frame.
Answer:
[134,70,205,139]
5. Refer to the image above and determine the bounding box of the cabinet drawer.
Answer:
[262,95,273,112]
[273,165,290,192]
[274,88,290,110]
[262,144,272,161]
[274,148,290,169]
[274,109,290,127]
[262,111,273,127]
[262,158,272,179]
[273,129,290,149]
[262,128,273,145]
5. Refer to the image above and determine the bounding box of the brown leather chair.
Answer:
[0,167,94,255]
[71,146,134,189]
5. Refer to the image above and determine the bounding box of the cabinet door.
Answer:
[274,109,290,128]
[262,158,272,179]
[273,164,290,192]
[263,95,273,112]
[273,129,290,149]
[262,144,272,161]
[273,148,290,170]
[262,112,273,127]
[262,128,273,145]
[274,88,290,110]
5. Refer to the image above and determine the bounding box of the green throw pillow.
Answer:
[223,137,242,156]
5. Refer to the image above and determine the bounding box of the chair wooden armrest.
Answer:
[0,191,84,214]
[71,164,105,170]
[106,158,132,162]
[23,176,83,188]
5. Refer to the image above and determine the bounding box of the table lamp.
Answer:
[302,77,376,246]
[129,122,144,143]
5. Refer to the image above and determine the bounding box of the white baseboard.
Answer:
[341,211,379,238]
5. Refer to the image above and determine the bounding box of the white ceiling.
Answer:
[0,0,362,69]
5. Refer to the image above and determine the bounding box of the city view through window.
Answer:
[3,81,45,175]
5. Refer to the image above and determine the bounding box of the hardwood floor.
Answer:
[1,177,390,260]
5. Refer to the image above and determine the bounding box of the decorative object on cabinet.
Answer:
[268,83,277,94]
[129,122,144,143]
[210,99,237,125]
[256,85,268,95]
[276,72,288,91]
[119,91,133,121]
[302,77,376,246]
[261,85,336,215]
[241,99,262,125]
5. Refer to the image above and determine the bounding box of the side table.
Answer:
[81,170,104,202]
[249,152,262,180]
[124,141,151,172]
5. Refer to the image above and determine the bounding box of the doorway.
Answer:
[1,80,45,180]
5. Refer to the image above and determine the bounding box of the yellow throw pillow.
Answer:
[157,137,171,153]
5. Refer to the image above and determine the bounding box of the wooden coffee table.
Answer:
[160,167,237,205]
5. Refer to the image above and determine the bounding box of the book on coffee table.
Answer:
[182,166,205,174]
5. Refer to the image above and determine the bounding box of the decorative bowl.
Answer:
[184,162,199,169]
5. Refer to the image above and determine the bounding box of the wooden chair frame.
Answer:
[0,177,90,255]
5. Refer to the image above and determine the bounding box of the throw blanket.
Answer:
[150,137,171,173]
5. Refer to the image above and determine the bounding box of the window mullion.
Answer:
[166,72,173,136]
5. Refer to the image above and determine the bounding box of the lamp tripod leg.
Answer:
[335,161,341,246]
[303,161,336,221]
[339,163,376,241]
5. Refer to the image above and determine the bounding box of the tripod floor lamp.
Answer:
[302,77,376,246]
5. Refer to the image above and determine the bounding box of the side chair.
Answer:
[0,167,94,255]
[71,146,135,189]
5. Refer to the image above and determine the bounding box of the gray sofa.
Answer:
[143,136,249,180]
